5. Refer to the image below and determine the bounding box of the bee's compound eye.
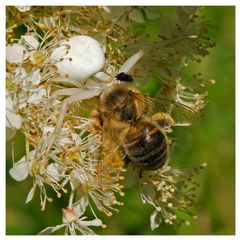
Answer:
[116,72,133,82]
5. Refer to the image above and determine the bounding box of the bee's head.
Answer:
[99,85,129,112]
[115,72,133,82]
[99,84,138,125]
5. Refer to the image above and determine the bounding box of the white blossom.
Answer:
[27,88,47,104]
[9,155,30,181]
[15,6,31,12]
[20,35,39,50]
[150,210,162,230]
[39,197,103,235]
[46,163,61,182]
[6,96,22,130]
[11,67,27,84]
[26,183,37,203]
[6,43,29,64]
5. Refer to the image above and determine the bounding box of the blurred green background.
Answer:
[6,6,235,235]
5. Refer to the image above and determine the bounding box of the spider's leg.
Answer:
[44,88,101,160]
[117,49,144,74]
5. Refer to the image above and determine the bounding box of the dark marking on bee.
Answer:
[116,72,134,82]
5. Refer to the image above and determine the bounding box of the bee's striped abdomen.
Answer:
[124,121,168,170]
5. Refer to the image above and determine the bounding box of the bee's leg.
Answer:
[124,155,131,166]
[90,110,104,128]
[151,112,175,129]
[119,146,130,167]
[139,169,143,178]
[44,88,101,160]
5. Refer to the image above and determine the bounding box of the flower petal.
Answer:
[9,156,29,181]
[59,137,72,146]
[70,170,81,190]
[73,196,89,217]
[26,69,41,85]
[12,67,27,84]
[25,184,37,203]
[150,210,161,230]
[62,208,77,223]
[38,224,66,235]
[21,35,39,49]
[18,92,28,109]
[15,6,31,12]
[77,218,102,227]
[46,163,60,182]
[71,133,82,145]
[6,109,22,129]
[6,96,14,111]
[27,88,46,104]
[6,43,29,63]
[43,126,55,135]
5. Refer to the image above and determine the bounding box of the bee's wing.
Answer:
[132,90,150,116]
[148,96,201,126]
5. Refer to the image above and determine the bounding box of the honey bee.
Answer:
[92,72,195,171]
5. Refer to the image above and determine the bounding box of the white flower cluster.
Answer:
[39,196,103,235]
[139,164,207,229]
[6,36,47,136]
[6,14,142,234]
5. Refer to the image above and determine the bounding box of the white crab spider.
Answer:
[46,35,144,157]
